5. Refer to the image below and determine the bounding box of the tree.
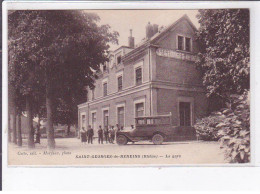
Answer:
[196,9,249,107]
[195,10,250,163]
[8,10,118,149]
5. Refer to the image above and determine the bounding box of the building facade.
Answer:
[78,15,208,138]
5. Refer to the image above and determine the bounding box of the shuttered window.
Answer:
[185,37,191,52]
[135,67,142,85]
[118,76,123,91]
[103,82,108,96]
[178,36,184,50]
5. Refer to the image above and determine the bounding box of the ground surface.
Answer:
[8,137,228,165]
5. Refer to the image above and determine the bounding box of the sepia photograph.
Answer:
[6,8,250,166]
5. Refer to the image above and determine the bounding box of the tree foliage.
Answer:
[8,10,119,148]
[196,9,249,102]
[195,92,250,163]
[195,9,250,163]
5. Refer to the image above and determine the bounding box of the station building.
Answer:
[78,15,208,138]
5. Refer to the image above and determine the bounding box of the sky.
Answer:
[84,10,199,51]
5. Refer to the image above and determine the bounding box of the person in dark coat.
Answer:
[104,126,109,144]
[87,125,94,144]
[98,125,103,144]
[80,128,87,145]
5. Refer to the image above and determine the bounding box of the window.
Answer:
[146,119,154,125]
[117,107,125,128]
[103,82,108,96]
[135,67,142,85]
[135,103,144,117]
[178,36,184,50]
[81,115,86,130]
[117,55,122,65]
[92,112,97,130]
[103,110,109,128]
[179,102,191,126]
[118,76,123,91]
[178,35,192,52]
[136,118,145,125]
[185,37,191,52]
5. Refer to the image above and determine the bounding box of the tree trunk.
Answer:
[12,106,17,144]
[67,124,71,136]
[26,95,35,148]
[8,114,11,142]
[75,122,79,138]
[17,113,22,146]
[46,85,55,149]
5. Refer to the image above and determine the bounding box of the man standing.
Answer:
[98,125,103,144]
[87,125,94,144]
[104,126,109,144]
[109,126,115,144]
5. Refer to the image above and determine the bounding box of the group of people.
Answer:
[80,124,124,145]
[80,125,94,145]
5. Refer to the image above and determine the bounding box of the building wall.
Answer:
[89,48,150,101]
[78,16,209,140]
[156,56,202,85]
[157,19,199,53]
[79,87,151,136]
[154,19,202,85]
[156,88,208,126]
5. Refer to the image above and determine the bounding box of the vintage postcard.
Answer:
[5,5,250,166]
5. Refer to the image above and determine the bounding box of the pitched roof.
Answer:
[122,14,197,62]
[150,14,197,43]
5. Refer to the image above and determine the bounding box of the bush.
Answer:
[217,92,250,163]
[195,92,250,163]
[194,113,223,141]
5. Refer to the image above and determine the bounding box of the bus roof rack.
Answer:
[134,112,172,119]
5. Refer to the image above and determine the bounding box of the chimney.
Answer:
[146,22,154,39]
[128,29,135,48]
[153,24,159,35]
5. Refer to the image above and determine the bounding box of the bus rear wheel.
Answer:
[116,135,128,145]
[152,134,164,145]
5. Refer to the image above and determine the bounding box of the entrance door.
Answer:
[179,102,191,126]
[117,107,124,128]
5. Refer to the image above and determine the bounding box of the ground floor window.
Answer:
[179,102,191,126]
[103,110,109,128]
[91,112,97,129]
[81,115,86,130]
[135,102,144,117]
[117,106,125,128]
